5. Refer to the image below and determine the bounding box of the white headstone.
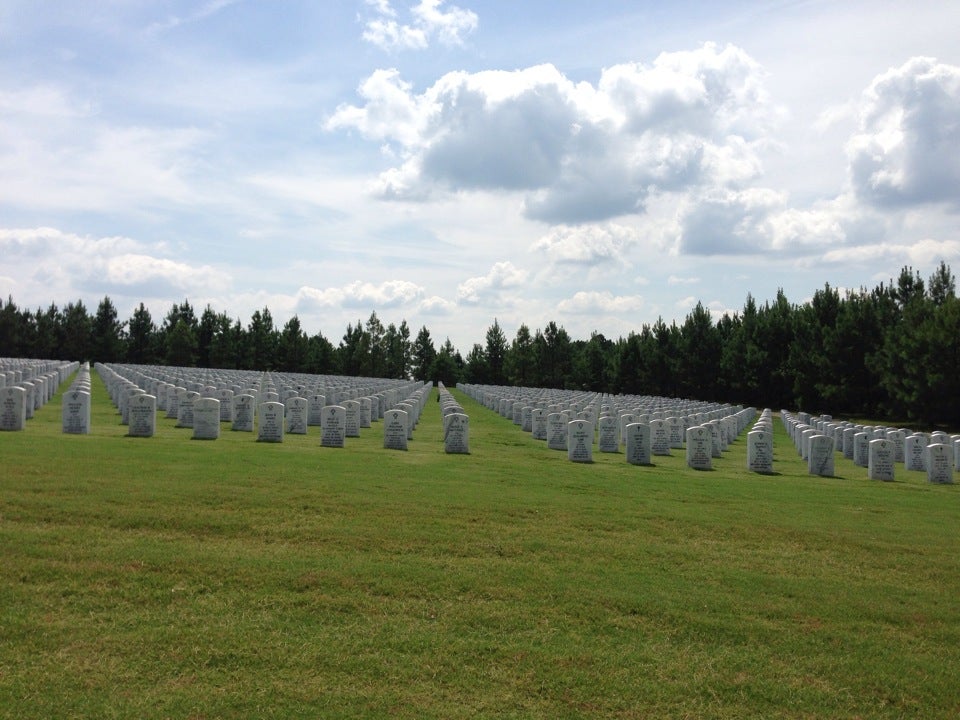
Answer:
[286,397,307,435]
[217,389,235,422]
[685,426,712,470]
[307,394,326,426]
[807,435,834,477]
[443,413,470,454]
[853,432,869,468]
[257,401,284,443]
[0,386,27,431]
[546,413,567,451]
[383,409,409,450]
[625,423,651,466]
[232,394,255,432]
[926,444,954,484]
[868,439,895,481]
[567,420,593,463]
[650,419,671,456]
[193,398,221,440]
[531,409,547,441]
[321,405,346,448]
[61,390,90,434]
[176,391,199,428]
[343,400,361,437]
[128,394,157,437]
[597,416,619,453]
[904,435,926,471]
[747,430,773,473]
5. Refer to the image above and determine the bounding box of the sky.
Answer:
[3,0,960,353]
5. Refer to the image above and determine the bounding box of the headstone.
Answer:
[257,401,284,443]
[286,397,307,435]
[443,413,470,454]
[667,417,684,448]
[685,426,712,470]
[597,416,619,453]
[546,413,567,451]
[853,432,869,468]
[904,435,926,471]
[531,409,547,441]
[176,391,199,428]
[650,419,671,456]
[321,405,346,448]
[868,439,895,481]
[567,420,593,463]
[128,394,157,437]
[343,400,360,437]
[0,386,27,431]
[807,435,834,477]
[747,430,773,473]
[193,398,221,440]
[232,394,255,432]
[383,409,408,450]
[624,423,651,466]
[307,394,326,426]
[926,444,954,484]
[61,390,90,434]
[217,389,234,422]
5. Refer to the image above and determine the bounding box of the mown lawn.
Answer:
[1,374,958,718]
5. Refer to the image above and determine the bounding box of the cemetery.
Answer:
[2,354,959,718]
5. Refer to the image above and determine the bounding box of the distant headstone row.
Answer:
[437,382,469,454]
[781,411,958,484]
[0,357,77,431]
[457,383,757,469]
[93,363,433,448]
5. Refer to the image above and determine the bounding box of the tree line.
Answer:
[1,263,957,425]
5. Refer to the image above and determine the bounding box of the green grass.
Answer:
[1,374,959,718]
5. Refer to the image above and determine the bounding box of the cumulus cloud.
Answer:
[295,280,425,311]
[419,295,456,314]
[847,57,960,209]
[557,291,645,314]
[532,223,639,267]
[676,187,785,255]
[456,261,528,304]
[361,0,478,51]
[326,43,776,223]
[0,227,230,300]
[822,238,960,266]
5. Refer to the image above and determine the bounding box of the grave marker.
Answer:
[383,409,408,450]
[443,413,470,454]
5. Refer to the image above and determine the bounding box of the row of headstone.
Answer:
[457,383,756,468]
[94,363,432,448]
[437,383,469,454]
[746,409,775,473]
[61,363,93,434]
[0,358,77,431]
[781,411,958,484]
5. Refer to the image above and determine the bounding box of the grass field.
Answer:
[1,373,959,718]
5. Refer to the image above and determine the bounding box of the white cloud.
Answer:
[557,291,645,314]
[361,0,478,51]
[822,238,960,266]
[326,43,777,223]
[0,227,230,302]
[295,280,425,311]
[667,275,700,285]
[532,223,639,267]
[847,56,960,208]
[456,261,528,304]
[419,295,456,314]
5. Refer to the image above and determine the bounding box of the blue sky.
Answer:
[3,0,959,352]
